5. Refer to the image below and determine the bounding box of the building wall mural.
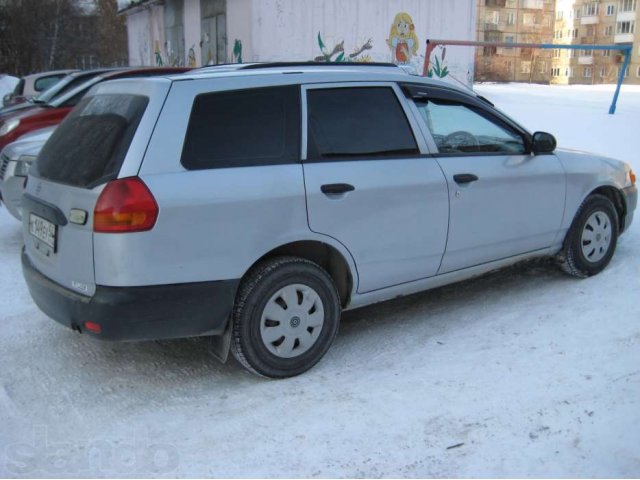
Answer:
[125,4,166,67]
[387,12,419,66]
[242,0,475,86]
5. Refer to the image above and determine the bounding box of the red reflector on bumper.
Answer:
[84,321,102,334]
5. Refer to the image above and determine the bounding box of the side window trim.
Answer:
[300,82,430,162]
[412,95,530,157]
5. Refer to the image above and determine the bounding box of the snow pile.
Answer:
[0,84,638,477]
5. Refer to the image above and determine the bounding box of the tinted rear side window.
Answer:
[306,87,419,161]
[35,94,148,188]
[181,85,300,170]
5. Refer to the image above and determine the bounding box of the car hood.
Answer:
[554,148,631,188]
[555,148,629,171]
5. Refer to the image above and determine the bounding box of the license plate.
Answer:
[29,213,57,251]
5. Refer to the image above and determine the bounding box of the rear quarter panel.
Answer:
[94,75,359,287]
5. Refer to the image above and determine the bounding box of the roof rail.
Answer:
[239,62,399,70]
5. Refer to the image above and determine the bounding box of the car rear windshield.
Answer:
[34,94,148,188]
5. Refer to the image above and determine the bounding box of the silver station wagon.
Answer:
[21,63,637,378]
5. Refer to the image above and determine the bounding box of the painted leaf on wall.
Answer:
[318,32,325,51]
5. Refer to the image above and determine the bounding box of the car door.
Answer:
[407,89,565,274]
[302,83,449,293]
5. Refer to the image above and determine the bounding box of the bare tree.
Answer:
[0,0,126,76]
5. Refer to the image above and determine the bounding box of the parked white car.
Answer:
[0,126,53,220]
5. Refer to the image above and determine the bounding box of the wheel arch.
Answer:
[245,240,356,308]
[585,185,627,231]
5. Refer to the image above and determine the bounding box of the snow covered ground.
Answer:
[0,83,639,478]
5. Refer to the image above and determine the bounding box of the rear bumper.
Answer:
[622,185,637,233]
[22,249,239,341]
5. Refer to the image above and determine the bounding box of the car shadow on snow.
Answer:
[76,256,573,384]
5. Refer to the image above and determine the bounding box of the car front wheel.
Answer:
[559,194,619,278]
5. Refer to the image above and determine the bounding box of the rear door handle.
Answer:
[321,183,355,195]
[453,173,479,184]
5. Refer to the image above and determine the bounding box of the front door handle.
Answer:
[453,173,479,184]
[321,183,355,195]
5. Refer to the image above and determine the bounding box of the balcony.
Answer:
[614,33,635,43]
[483,22,501,31]
[580,15,599,25]
[578,56,594,64]
[617,11,637,22]
[522,0,544,9]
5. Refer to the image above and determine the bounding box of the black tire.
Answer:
[559,194,619,278]
[231,256,341,378]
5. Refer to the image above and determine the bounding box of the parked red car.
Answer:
[0,67,191,151]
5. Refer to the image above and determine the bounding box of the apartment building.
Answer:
[551,0,639,84]
[476,0,556,83]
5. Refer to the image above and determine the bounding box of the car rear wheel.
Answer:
[230,256,341,378]
[559,194,619,278]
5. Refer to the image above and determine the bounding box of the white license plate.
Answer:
[29,213,57,250]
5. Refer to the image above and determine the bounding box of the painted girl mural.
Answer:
[387,12,419,65]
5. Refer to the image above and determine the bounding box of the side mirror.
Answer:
[531,131,557,154]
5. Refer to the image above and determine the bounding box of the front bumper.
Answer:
[622,185,637,233]
[22,249,240,341]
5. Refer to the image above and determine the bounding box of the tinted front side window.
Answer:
[181,85,300,170]
[415,99,525,155]
[306,87,419,161]
[35,94,149,188]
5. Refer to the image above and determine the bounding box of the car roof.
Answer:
[46,67,193,107]
[163,62,473,96]
[22,69,78,80]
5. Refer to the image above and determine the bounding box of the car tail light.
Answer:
[94,177,158,233]
[630,170,636,186]
[83,321,102,334]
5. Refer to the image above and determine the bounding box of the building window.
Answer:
[553,48,561,58]
[505,60,513,71]
[582,49,593,56]
[521,61,532,74]
[504,35,515,48]
[539,61,548,74]
[603,49,612,57]
[572,28,579,38]
[604,25,614,36]
[523,13,536,25]
[619,0,637,12]
[619,66,630,77]
[584,67,593,78]
[600,66,607,77]
[617,21,635,34]
[552,67,560,77]
[584,3,598,16]
[574,8,581,18]
[606,4,616,15]
[556,10,564,20]
[586,26,595,36]
[566,67,574,77]
[554,30,563,39]
[637,65,640,77]
[507,12,516,25]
